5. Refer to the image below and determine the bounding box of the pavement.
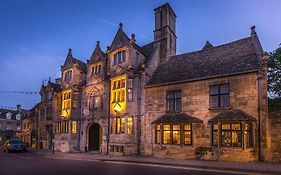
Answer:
[29,148,281,175]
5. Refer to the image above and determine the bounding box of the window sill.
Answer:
[208,107,231,111]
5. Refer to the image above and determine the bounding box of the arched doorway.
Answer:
[88,123,101,151]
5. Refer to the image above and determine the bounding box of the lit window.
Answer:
[72,121,77,134]
[127,116,133,135]
[184,124,192,145]
[172,124,181,145]
[221,123,242,147]
[61,90,71,118]
[163,124,170,144]
[210,84,230,108]
[111,116,125,134]
[112,79,126,103]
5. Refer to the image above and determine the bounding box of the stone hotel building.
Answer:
[46,3,270,161]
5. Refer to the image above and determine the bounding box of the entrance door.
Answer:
[88,123,100,151]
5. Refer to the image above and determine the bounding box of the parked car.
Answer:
[3,139,27,153]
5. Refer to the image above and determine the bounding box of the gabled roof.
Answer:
[88,41,106,65]
[208,109,257,123]
[152,113,203,124]
[62,49,87,73]
[110,23,130,51]
[147,35,262,86]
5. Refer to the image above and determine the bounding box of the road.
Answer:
[0,151,262,175]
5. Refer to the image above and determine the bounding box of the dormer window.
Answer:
[16,114,21,120]
[64,70,72,81]
[113,50,126,65]
[92,64,102,75]
[6,112,12,120]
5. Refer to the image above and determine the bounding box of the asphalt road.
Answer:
[0,151,259,175]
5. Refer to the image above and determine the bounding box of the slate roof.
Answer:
[48,82,61,92]
[152,113,203,124]
[208,109,257,123]
[147,36,261,86]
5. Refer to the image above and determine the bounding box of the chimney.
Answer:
[16,104,21,113]
[154,3,177,63]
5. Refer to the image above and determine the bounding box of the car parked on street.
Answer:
[3,139,27,153]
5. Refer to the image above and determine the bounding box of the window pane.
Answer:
[232,131,242,147]
[172,131,181,144]
[175,99,181,111]
[222,123,230,130]
[245,123,251,130]
[156,124,160,131]
[111,118,116,134]
[220,84,229,94]
[175,91,181,98]
[163,131,170,144]
[210,96,219,108]
[114,54,117,65]
[120,117,125,133]
[167,92,174,99]
[212,131,218,146]
[127,117,133,135]
[220,94,230,107]
[210,85,219,95]
[167,100,174,112]
[222,131,231,146]
[231,123,241,130]
[122,51,126,62]
[163,124,170,131]
[172,124,180,130]
[113,81,117,90]
[213,123,218,130]
[184,131,191,145]
[184,124,191,130]
[121,79,125,88]
[245,131,252,147]
[116,118,120,134]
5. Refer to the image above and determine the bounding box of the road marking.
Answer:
[42,156,269,175]
[103,161,268,175]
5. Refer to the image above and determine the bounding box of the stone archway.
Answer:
[88,123,101,151]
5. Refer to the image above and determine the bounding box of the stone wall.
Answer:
[269,110,281,162]
[142,72,264,161]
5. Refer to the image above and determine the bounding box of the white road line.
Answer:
[104,161,269,175]
[42,156,269,175]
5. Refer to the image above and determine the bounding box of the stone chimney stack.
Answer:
[16,104,21,113]
[154,3,177,63]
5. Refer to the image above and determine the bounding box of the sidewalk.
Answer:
[29,148,281,174]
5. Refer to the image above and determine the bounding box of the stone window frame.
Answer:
[154,123,193,146]
[111,116,125,134]
[211,121,254,149]
[166,90,182,112]
[209,84,230,109]
[113,50,126,66]
[64,69,72,81]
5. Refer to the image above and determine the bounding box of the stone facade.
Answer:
[26,3,275,162]
[269,111,281,162]
[142,72,268,161]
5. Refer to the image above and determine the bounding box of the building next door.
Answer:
[88,123,101,151]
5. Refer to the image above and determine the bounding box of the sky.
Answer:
[0,0,280,109]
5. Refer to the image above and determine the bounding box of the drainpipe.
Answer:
[257,71,262,161]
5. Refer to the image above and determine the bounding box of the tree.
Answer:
[268,45,281,111]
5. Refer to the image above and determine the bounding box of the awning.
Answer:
[208,109,257,123]
[152,113,203,124]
